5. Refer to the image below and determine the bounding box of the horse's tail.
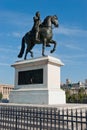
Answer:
[18,37,25,58]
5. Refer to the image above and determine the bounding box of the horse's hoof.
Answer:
[31,55,33,58]
[18,54,22,58]
[50,50,53,53]
[42,54,45,57]
[24,56,27,60]
[50,49,55,53]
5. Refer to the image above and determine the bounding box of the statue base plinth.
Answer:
[9,88,65,104]
[9,56,66,104]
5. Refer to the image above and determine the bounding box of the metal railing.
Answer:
[0,104,87,130]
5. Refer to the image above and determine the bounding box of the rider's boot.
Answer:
[35,32,40,42]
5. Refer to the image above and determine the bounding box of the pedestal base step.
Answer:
[9,88,66,105]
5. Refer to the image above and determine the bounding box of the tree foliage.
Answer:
[66,88,87,103]
[0,93,2,100]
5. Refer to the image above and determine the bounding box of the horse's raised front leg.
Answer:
[50,40,57,53]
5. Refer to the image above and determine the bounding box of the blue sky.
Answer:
[0,0,87,85]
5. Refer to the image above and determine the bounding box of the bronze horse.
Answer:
[18,15,59,59]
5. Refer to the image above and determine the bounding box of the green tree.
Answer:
[78,88,85,103]
[66,89,71,103]
[0,92,2,100]
[65,87,87,103]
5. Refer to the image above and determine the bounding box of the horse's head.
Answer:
[51,15,59,28]
[41,15,59,28]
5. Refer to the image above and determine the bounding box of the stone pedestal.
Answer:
[9,56,66,104]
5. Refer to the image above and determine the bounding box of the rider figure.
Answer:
[33,11,50,47]
[33,11,41,42]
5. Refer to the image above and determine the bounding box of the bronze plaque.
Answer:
[18,69,43,85]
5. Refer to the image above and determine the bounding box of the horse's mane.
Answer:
[40,16,51,27]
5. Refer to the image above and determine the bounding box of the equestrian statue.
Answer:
[18,11,59,60]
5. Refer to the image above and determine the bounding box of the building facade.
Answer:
[0,84,14,99]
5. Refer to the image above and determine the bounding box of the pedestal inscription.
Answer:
[18,69,43,85]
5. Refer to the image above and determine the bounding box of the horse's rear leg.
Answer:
[24,48,28,60]
[24,48,33,60]
[30,50,33,58]
[24,43,34,59]
[29,43,34,57]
